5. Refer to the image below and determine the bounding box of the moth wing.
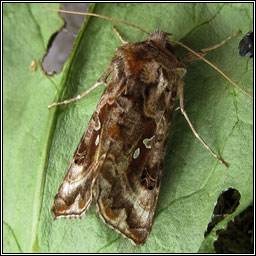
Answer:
[93,89,173,245]
[92,40,180,246]
[93,124,167,245]
[51,111,106,218]
[51,61,117,219]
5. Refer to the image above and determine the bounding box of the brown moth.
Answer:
[52,30,183,246]
[48,8,252,246]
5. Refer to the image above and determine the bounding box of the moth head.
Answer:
[150,30,172,48]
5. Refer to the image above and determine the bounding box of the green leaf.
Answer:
[3,2,64,253]
[4,3,252,253]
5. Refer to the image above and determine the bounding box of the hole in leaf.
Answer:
[238,31,253,58]
[42,3,91,75]
[214,205,253,253]
[205,187,241,237]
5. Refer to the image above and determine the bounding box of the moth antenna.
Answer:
[44,7,150,35]
[200,30,242,52]
[45,7,252,99]
[169,38,253,99]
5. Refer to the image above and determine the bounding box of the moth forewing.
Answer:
[52,66,114,219]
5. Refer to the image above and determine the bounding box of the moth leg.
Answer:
[112,26,128,44]
[181,31,241,62]
[48,64,113,109]
[177,79,229,167]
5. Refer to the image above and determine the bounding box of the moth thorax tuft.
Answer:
[149,30,169,47]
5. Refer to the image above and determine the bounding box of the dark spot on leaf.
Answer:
[238,31,253,58]
[205,188,241,237]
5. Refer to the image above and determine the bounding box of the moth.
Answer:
[47,8,252,246]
